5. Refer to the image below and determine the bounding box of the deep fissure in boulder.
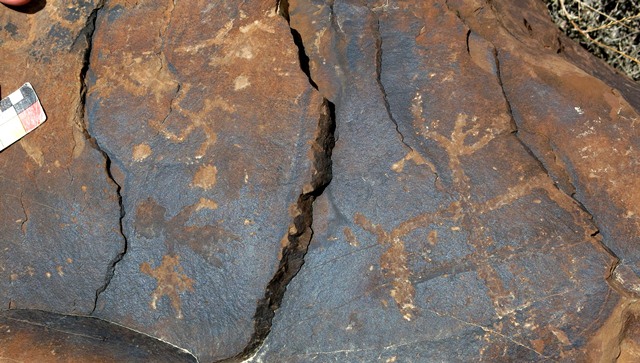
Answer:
[278,0,318,90]
[223,3,337,361]
[229,100,336,361]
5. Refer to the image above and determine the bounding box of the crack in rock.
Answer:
[445,0,618,270]
[373,14,413,153]
[278,0,319,90]
[230,99,335,362]
[18,191,28,236]
[491,46,622,288]
[371,6,446,201]
[219,3,336,362]
[70,1,129,315]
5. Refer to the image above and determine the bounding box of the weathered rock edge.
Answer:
[0,309,198,362]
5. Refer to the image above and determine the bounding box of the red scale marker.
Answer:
[0,83,46,151]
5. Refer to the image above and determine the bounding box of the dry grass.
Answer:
[543,0,640,81]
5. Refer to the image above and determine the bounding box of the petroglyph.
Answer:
[140,255,194,319]
[419,113,505,186]
[148,83,227,159]
[391,150,436,174]
[354,202,461,321]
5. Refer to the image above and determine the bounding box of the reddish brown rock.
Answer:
[0,0,639,361]
[0,309,196,362]
[0,1,123,314]
[253,0,638,361]
[85,0,325,360]
[447,0,640,292]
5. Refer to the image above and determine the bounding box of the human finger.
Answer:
[0,0,32,6]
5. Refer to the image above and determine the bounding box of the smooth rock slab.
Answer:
[0,309,196,362]
[255,0,630,361]
[86,0,322,360]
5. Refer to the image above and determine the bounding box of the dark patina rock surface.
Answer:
[85,0,324,360]
[0,0,123,315]
[0,0,638,362]
[254,0,640,361]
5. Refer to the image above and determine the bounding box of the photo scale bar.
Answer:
[0,83,46,151]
